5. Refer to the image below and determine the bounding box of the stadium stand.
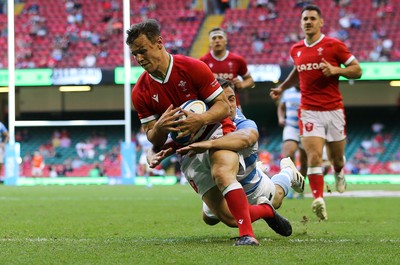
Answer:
[221,0,400,65]
[1,0,398,68]
[10,108,399,178]
[0,1,399,177]
[0,0,204,69]
[15,126,124,177]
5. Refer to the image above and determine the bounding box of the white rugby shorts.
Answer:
[180,124,245,197]
[283,125,300,143]
[299,109,346,142]
[180,124,224,197]
[203,167,276,219]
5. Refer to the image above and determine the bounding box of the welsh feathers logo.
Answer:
[152,94,159,102]
[305,122,314,132]
[228,61,233,71]
[178,80,186,87]
[178,80,188,92]
[317,47,323,56]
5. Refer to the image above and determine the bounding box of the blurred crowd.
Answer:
[10,119,400,179]
[0,0,399,69]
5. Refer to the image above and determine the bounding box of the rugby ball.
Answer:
[170,99,208,145]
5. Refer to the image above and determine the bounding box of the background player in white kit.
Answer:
[277,86,307,199]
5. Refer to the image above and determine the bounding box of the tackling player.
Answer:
[149,78,304,237]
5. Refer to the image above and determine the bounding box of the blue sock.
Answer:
[271,173,291,196]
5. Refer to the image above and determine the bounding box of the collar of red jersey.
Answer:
[149,53,173,84]
[211,50,230,61]
[303,34,325,47]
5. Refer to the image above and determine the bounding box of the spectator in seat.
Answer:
[79,52,97,67]
[89,163,105,177]
[49,165,58,178]
[71,156,85,170]
[31,151,45,178]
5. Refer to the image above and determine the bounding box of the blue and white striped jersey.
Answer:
[281,87,301,129]
[234,108,263,195]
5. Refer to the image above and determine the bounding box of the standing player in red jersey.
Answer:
[270,5,362,220]
[126,19,288,246]
[200,27,255,109]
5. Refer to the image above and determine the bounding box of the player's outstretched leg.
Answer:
[280,157,305,193]
[257,196,292,237]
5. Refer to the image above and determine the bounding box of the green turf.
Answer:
[0,184,399,264]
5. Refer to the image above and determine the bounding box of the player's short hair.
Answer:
[216,77,233,89]
[126,19,161,45]
[301,4,322,17]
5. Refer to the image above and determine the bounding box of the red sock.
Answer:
[308,173,324,198]
[224,188,254,237]
[249,204,275,222]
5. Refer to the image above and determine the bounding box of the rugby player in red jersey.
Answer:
[126,19,288,246]
[270,5,362,220]
[200,27,254,109]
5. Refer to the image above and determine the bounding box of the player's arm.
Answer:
[146,135,181,168]
[341,59,362,79]
[177,91,230,139]
[321,58,362,79]
[147,146,174,168]
[144,105,183,149]
[270,67,299,100]
[204,127,259,151]
[277,101,286,127]
[176,127,258,155]
[143,120,167,150]
[233,74,255,91]
[202,91,230,124]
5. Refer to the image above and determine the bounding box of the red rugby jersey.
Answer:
[290,34,355,111]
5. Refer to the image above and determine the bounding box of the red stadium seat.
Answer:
[1,0,399,68]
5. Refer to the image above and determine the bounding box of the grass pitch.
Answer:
[0,184,399,265]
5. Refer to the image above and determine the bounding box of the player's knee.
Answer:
[212,170,236,189]
[273,199,283,209]
[331,157,345,171]
[308,154,323,166]
[215,211,237,227]
[220,218,237,227]
[202,212,220,226]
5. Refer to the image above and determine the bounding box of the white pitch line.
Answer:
[304,190,400,198]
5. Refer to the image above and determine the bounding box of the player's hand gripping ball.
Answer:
[170,100,208,145]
